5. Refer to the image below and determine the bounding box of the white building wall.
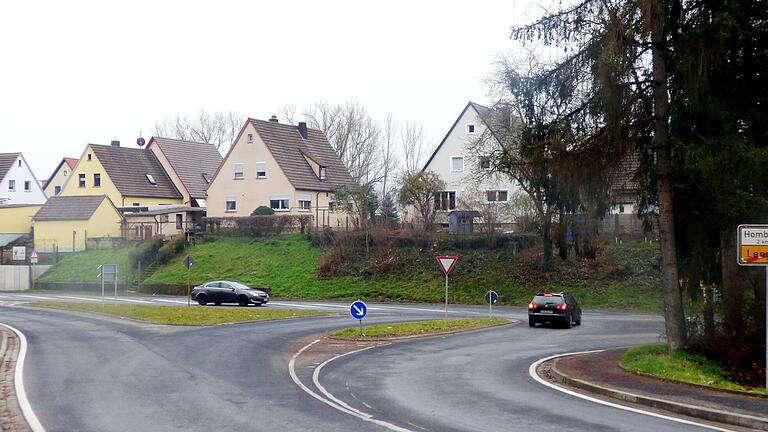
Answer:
[423,104,521,225]
[0,154,47,205]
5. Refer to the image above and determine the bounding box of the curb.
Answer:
[545,353,768,431]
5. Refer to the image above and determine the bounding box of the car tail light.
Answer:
[557,304,568,311]
[528,302,538,309]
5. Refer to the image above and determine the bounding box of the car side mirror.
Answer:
[231,288,236,291]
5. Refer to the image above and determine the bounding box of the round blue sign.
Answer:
[350,300,368,320]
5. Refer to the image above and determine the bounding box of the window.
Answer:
[160,215,169,223]
[255,162,267,179]
[479,156,491,170]
[269,198,290,211]
[176,214,183,230]
[18,160,21,167]
[319,166,327,180]
[486,190,508,202]
[234,163,244,180]
[435,191,456,210]
[328,200,335,211]
[225,198,237,212]
[298,198,311,211]
[8,180,15,191]
[87,154,92,161]
[93,173,101,187]
[466,123,476,134]
[54,186,61,195]
[202,173,212,184]
[247,133,254,143]
[132,202,140,206]
[146,174,156,185]
[78,174,85,187]
[24,181,31,192]
[451,156,464,172]
[63,170,68,176]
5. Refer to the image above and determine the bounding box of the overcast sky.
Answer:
[0,0,547,178]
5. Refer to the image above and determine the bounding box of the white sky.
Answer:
[0,0,547,179]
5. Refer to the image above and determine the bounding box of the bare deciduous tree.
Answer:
[400,120,427,176]
[153,110,244,153]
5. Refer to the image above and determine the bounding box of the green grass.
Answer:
[330,318,511,339]
[141,235,662,311]
[32,302,332,325]
[37,246,137,285]
[620,344,768,395]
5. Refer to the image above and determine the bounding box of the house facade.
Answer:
[206,117,355,228]
[0,153,47,205]
[420,102,521,229]
[43,157,78,197]
[33,195,123,252]
[146,137,222,208]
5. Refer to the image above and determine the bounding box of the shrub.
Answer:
[156,235,187,264]
[203,215,313,237]
[130,236,165,267]
[251,206,275,216]
[308,227,335,247]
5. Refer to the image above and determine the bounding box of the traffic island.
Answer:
[0,325,31,432]
[538,348,768,431]
[329,317,513,341]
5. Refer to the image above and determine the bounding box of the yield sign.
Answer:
[437,256,458,276]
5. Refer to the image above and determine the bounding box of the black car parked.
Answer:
[191,281,269,306]
[527,292,582,328]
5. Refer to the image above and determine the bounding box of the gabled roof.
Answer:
[33,195,119,221]
[249,119,355,192]
[422,102,493,171]
[44,157,79,189]
[88,144,182,199]
[148,137,223,199]
[0,153,20,182]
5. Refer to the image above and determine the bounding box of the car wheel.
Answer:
[237,295,250,307]
[528,319,535,327]
[214,302,221,306]
[196,294,208,306]
[565,313,573,329]
[575,314,582,326]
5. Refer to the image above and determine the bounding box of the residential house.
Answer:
[43,157,78,196]
[0,153,47,205]
[59,141,182,208]
[206,117,356,228]
[33,195,123,252]
[419,102,521,229]
[123,205,205,241]
[145,137,223,208]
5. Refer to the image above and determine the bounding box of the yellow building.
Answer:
[43,157,78,197]
[0,204,42,234]
[60,142,183,207]
[32,195,123,252]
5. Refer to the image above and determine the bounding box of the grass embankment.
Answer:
[331,318,511,340]
[32,302,331,325]
[143,235,661,311]
[620,344,768,395]
[37,246,137,285]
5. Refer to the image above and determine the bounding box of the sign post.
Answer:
[98,264,117,300]
[349,299,368,336]
[485,290,499,318]
[737,225,768,390]
[30,250,38,265]
[183,255,195,307]
[437,256,458,320]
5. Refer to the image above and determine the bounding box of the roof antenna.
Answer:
[137,131,146,148]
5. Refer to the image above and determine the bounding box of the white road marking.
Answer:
[289,340,413,432]
[56,296,101,302]
[111,298,153,304]
[0,322,46,432]
[270,302,333,309]
[15,295,56,300]
[528,351,738,432]
[151,298,188,304]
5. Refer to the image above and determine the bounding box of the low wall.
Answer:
[35,282,129,292]
[0,265,52,291]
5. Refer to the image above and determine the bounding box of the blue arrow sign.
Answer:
[350,300,367,320]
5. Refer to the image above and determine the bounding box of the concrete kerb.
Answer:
[544,352,768,431]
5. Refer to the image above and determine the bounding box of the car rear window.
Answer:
[533,295,564,304]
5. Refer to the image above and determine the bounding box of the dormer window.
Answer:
[319,166,327,180]
[202,173,212,184]
[146,174,157,185]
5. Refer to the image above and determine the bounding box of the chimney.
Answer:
[298,122,308,139]
[111,139,120,147]
[269,115,279,123]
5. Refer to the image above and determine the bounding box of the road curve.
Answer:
[0,296,701,432]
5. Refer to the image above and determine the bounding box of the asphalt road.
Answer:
[0,293,716,432]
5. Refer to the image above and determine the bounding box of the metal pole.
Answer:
[114,268,118,298]
[101,275,105,301]
[138,261,142,293]
[187,269,191,307]
[444,274,448,321]
[489,298,493,318]
[765,267,767,390]
[359,319,363,337]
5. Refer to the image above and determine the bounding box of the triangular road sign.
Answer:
[437,256,458,276]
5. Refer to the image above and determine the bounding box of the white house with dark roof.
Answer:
[206,117,356,228]
[0,152,47,205]
[420,102,522,228]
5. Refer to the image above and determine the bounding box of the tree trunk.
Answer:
[649,0,687,350]
[542,211,553,272]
